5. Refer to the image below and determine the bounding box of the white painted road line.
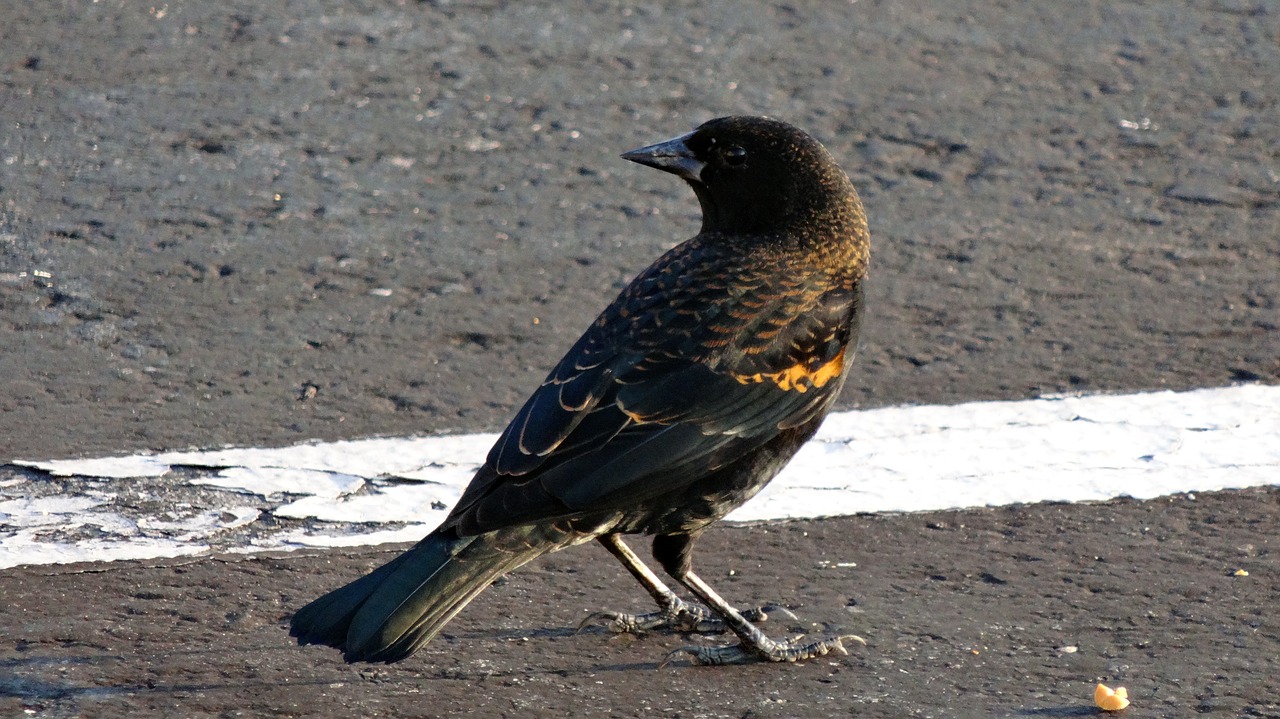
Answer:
[3,384,1277,569]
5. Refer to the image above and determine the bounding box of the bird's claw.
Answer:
[578,599,719,634]
[660,633,866,667]
[578,609,671,634]
[580,599,795,635]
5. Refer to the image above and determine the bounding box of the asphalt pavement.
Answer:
[1,1,1277,717]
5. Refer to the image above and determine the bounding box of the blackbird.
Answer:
[290,116,871,666]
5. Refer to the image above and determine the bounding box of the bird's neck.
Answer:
[692,180,864,246]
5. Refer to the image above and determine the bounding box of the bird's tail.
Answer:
[290,526,558,663]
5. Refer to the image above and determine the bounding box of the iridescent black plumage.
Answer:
[291,116,871,665]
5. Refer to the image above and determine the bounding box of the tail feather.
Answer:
[290,528,555,663]
[289,548,419,650]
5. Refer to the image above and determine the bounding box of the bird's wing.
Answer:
[445,240,863,536]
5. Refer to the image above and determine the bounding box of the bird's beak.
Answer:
[621,131,705,183]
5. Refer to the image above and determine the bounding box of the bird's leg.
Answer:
[580,534,789,634]
[653,533,864,666]
[666,569,864,665]
[580,534,711,632]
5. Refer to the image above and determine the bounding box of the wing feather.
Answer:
[447,240,863,537]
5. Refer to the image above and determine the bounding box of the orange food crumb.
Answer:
[1094,683,1130,711]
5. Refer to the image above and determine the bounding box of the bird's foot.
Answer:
[580,597,794,634]
[661,632,865,667]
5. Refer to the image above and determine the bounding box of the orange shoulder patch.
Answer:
[733,348,845,393]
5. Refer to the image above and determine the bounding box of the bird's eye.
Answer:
[722,146,748,167]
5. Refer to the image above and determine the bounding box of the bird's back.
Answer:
[445,117,870,539]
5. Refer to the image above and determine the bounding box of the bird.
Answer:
[290,115,871,666]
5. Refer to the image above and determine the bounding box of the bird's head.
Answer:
[622,116,859,237]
